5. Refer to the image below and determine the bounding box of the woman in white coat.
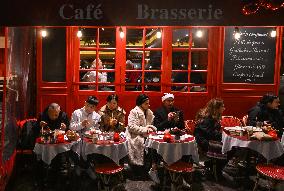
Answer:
[126,94,156,166]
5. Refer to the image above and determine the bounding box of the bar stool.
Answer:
[164,160,194,191]
[94,162,124,191]
[253,164,284,191]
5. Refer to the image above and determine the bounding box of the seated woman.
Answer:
[248,93,284,137]
[98,94,126,132]
[126,94,156,166]
[194,98,225,152]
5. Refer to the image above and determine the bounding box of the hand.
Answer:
[147,128,154,134]
[110,118,118,126]
[146,125,157,132]
[60,123,67,130]
[40,121,47,128]
[168,112,176,121]
[82,119,90,128]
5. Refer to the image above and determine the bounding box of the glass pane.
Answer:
[126,84,142,91]
[171,85,188,92]
[145,85,161,91]
[80,53,96,69]
[130,51,143,69]
[99,28,115,48]
[125,70,141,83]
[145,72,161,83]
[145,51,161,70]
[99,50,115,69]
[126,29,143,48]
[172,52,188,70]
[191,52,208,70]
[105,72,115,83]
[190,72,207,84]
[190,85,207,92]
[145,28,162,48]
[80,28,97,47]
[172,72,188,83]
[99,85,115,91]
[172,28,190,47]
[192,28,208,48]
[42,28,66,82]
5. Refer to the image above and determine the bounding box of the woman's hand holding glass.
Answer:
[109,117,118,127]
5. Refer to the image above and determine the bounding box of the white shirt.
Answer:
[70,107,101,133]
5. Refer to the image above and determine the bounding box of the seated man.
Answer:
[36,102,69,134]
[153,93,184,131]
[248,93,284,137]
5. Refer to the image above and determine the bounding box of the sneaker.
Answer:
[75,166,82,176]
[148,168,160,184]
[182,178,191,188]
[86,167,97,180]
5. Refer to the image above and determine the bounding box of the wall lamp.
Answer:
[234,27,241,40]
[119,27,125,39]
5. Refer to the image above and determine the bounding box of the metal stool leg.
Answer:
[212,159,218,181]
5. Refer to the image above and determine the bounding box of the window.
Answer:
[171,28,208,92]
[125,28,162,92]
[79,27,116,91]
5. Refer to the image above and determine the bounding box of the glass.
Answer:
[172,52,188,70]
[99,50,115,69]
[80,28,97,47]
[99,28,116,48]
[145,28,162,48]
[192,28,208,48]
[42,27,66,82]
[145,51,161,70]
[256,121,263,128]
[190,72,207,84]
[172,72,188,83]
[126,29,143,48]
[191,51,208,70]
[172,28,190,47]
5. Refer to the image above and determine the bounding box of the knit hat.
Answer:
[136,94,149,106]
[86,96,99,106]
[162,93,174,102]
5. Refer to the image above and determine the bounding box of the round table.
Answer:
[81,138,128,165]
[145,134,199,165]
[222,131,284,161]
[33,139,81,165]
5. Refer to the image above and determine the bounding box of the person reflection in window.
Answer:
[125,60,141,90]
[82,59,107,89]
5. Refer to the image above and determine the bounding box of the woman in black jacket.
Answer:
[248,94,284,137]
[194,98,225,152]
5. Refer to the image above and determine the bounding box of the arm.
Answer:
[127,111,149,136]
[248,106,260,126]
[176,110,185,129]
[61,112,70,131]
[69,111,85,131]
[153,111,174,131]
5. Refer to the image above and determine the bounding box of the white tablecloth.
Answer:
[222,131,284,161]
[145,135,199,165]
[81,139,128,165]
[33,140,81,165]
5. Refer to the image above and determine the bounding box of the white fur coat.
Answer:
[126,106,154,166]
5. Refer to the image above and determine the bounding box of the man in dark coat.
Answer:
[36,103,70,134]
[153,93,184,131]
[248,94,284,137]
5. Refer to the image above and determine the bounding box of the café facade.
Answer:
[0,0,284,190]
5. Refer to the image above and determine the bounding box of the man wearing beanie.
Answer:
[153,93,185,131]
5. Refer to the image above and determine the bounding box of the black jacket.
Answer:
[248,102,284,137]
[36,107,70,132]
[194,116,222,152]
[153,106,184,131]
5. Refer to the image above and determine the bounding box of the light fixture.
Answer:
[41,28,47,38]
[119,27,124,38]
[196,29,203,38]
[77,28,82,38]
[234,27,241,40]
[156,29,162,39]
[270,27,276,38]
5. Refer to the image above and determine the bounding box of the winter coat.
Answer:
[126,106,154,166]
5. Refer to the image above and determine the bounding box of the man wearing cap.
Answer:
[69,96,101,180]
[154,93,185,131]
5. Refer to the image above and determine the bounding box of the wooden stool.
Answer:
[164,161,194,191]
[95,162,124,191]
[253,164,284,191]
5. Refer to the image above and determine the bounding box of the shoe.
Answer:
[86,167,97,180]
[182,178,191,188]
[148,168,160,184]
[75,166,82,176]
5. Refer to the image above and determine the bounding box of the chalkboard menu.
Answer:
[223,27,276,83]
